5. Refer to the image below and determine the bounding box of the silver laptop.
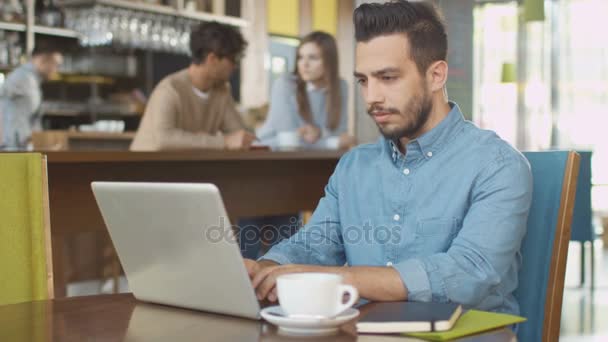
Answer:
[91,182,261,319]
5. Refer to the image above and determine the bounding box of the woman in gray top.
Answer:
[240,33,355,259]
[257,31,355,149]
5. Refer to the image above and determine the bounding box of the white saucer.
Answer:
[260,306,360,336]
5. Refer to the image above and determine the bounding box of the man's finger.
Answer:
[256,272,278,301]
[268,288,278,302]
[243,260,257,278]
[252,265,275,289]
[245,134,256,146]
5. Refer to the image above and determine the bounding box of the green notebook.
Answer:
[404,310,526,341]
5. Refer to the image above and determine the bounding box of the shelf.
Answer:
[49,74,116,84]
[63,0,177,15]
[47,72,138,84]
[0,21,26,32]
[34,26,80,38]
[178,9,248,27]
[61,0,247,27]
[0,66,15,73]
[42,100,143,117]
[0,21,79,38]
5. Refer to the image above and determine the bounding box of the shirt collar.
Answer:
[415,102,465,158]
[192,86,209,100]
[23,62,43,84]
[388,139,400,163]
[385,102,465,163]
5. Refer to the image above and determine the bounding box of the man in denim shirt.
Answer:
[0,43,62,149]
[245,1,532,315]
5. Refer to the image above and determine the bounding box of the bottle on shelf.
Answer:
[0,31,25,69]
[0,0,25,23]
[37,0,64,27]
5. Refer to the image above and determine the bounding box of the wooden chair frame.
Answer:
[542,151,580,341]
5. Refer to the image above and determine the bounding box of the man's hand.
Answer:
[243,258,279,281]
[298,124,322,144]
[224,130,256,150]
[244,261,408,302]
[251,264,333,302]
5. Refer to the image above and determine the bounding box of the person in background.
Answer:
[240,32,356,259]
[256,31,356,150]
[130,21,255,151]
[0,43,62,149]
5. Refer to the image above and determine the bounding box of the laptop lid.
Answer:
[91,182,261,319]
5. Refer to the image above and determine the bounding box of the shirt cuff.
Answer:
[393,258,432,302]
[258,251,292,265]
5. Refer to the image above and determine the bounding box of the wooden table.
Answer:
[44,151,342,297]
[32,131,136,151]
[0,294,516,341]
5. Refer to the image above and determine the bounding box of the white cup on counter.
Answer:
[276,131,300,150]
[325,136,340,150]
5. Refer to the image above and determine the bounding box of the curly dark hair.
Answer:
[189,21,247,64]
[354,0,447,75]
[31,40,62,57]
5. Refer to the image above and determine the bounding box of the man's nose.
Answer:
[366,80,384,106]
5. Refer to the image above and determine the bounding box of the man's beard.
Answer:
[368,91,433,141]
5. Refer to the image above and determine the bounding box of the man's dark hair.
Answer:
[189,21,247,65]
[354,0,447,74]
[31,41,62,57]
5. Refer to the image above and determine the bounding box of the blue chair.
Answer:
[516,151,580,342]
[570,151,594,288]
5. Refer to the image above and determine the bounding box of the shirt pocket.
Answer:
[413,217,459,255]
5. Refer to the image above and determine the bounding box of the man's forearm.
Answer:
[250,260,408,302]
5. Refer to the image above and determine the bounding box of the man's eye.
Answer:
[356,79,367,85]
[382,76,395,81]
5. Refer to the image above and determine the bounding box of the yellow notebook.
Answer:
[404,310,526,341]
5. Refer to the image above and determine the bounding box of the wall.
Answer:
[242,0,355,136]
[240,0,270,108]
[438,0,474,120]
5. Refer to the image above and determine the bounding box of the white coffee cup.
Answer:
[325,136,340,150]
[276,131,300,150]
[276,273,359,319]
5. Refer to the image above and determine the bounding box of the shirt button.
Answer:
[403,168,410,175]
[393,214,400,221]
[427,151,433,157]
[386,261,393,267]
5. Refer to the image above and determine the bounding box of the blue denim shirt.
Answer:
[0,62,43,148]
[261,103,532,315]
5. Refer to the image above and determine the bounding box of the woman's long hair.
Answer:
[294,31,341,131]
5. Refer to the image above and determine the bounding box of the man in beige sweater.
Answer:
[131,22,256,151]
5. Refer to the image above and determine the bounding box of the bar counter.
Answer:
[44,150,343,296]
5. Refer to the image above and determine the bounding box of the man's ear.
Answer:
[426,60,448,93]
